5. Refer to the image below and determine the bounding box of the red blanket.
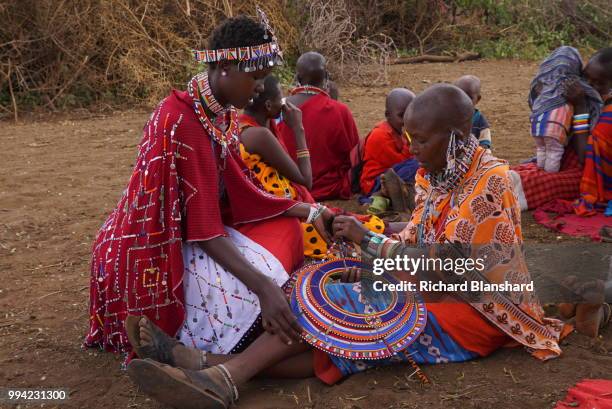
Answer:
[534,199,607,241]
[556,379,612,409]
[512,149,582,209]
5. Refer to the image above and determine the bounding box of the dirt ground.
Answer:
[0,60,610,409]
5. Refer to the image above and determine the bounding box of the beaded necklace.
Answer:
[188,72,239,164]
[417,135,479,246]
[193,71,228,116]
[290,85,330,98]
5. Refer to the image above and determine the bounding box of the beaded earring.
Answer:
[444,130,458,178]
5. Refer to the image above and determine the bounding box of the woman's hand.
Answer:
[256,278,302,345]
[281,101,303,131]
[340,266,361,283]
[332,215,369,243]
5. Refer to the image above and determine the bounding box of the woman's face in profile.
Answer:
[584,61,610,99]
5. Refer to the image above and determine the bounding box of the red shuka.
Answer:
[278,94,359,200]
[85,89,298,354]
[360,120,413,194]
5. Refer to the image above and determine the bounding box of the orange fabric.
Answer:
[278,94,359,200]
[399,147,567,360]
[426,303,509,357]
[313,349,344,385]
[360,121,413,193]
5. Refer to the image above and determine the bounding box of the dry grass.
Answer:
[1,0,609,117]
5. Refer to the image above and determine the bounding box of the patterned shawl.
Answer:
[529,46,602,128]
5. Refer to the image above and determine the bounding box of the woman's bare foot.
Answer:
[131,316,205,370]
[569,280,611,338]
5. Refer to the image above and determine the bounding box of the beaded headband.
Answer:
[192,7,283,72]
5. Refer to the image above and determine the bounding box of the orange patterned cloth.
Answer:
[398,147,568,360]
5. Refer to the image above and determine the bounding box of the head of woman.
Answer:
[403,84,474,174]
[584,47,612,100]
[207,15,278,109]
[245,74,283,119]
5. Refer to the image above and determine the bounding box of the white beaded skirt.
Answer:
[178,226,289,354]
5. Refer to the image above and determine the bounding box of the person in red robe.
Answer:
[278,52,359,200]
[85,14,334,361]
[359,88,416,194]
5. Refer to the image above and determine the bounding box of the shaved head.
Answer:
[405,83,474,135]
[385,88,415,134]
[296,51,327,87]
[403,84,474,173]
[453,75,481,105]
[386,88,416,112]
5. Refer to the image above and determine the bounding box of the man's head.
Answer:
[207,15,275,109]
[404,84,474,173]
[584,47,612,100]
[246,74,283,119]
[295,51,328,88]
[385,88,416,135]
[453,75,482,106]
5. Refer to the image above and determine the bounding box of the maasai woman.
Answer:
[239,74,384,259]
[124,85,568,409]
[510,46,603,210]
[85,12,335,362]
[573,47,612,216]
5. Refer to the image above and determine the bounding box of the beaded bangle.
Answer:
[360,231,387,258]
[296,149,310,159]
[571,113,590,135]
[306,204,326,224]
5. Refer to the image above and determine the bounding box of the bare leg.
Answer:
[221,331,310,385]
[207,349,314,378]
[138,316,315,378]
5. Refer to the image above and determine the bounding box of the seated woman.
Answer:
[510,46,603,210]
[574,48,612,216]
[239,74,384,258]
[85,14,334,360]
[124,85,569,409]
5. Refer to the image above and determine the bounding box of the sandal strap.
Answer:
[181,366,236,407]
[148,322,180,366]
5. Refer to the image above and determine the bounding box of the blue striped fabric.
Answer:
[529,46,602,129]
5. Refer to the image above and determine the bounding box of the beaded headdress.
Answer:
[192,7,283,72]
